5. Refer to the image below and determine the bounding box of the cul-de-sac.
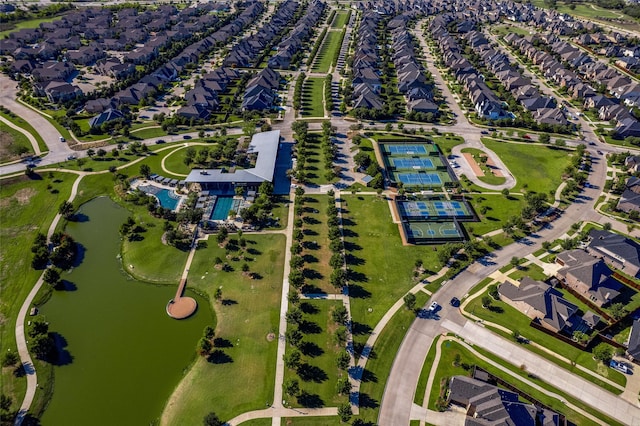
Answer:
[2,0,640,425]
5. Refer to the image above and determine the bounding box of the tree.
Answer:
[501,188,510,198]
[336,377,351,395]
[2,352,18,367]
[488,285,499,300]
[285,329,303,347]
[203,412,223,426]
[332,305,348,325]
[87,148,95,158]
[31,334,53,360]
[338,402,352,423]
[592,343,613,363]
[58,200,74,219]
[539,133,550,144]
[204,326,215,340]
[403,293,416,310]
[336,350,350,370]
[289,269,304,289]
[603,222,612,231]
[243,120,257,139]
[542,241,552,251]
[481,296,492,309]
[43,267,61,286]
[610,303,628,320]
[140,164,151,178]
[330,268,347,289]
[29,320,49,338]
[288,291,300,305]
[0,394,12,412]
[197,337,212,356]
[286,308,303,325]
[284,350,301,369]
[284,379,300,397]
[509,256,520,269]
[214,288,222,302]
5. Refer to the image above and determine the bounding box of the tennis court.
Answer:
[385,144,429,155]
[398,199,473,219]
[390,158,435,169]
[397,173,443,186]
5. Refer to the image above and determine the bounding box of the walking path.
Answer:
[166,230,199,319]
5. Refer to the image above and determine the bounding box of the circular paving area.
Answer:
[166,296,197,319]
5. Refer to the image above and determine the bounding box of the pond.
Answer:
[40,197,213,425]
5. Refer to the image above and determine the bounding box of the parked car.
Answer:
[67,154,77,160]
[610,360,631,374]
[481,130,489,135]
[155,139,165,144]
[428,301,439,312]
[450,297,460,307]
[59,136,66,142]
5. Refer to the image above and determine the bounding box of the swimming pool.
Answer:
[155,189,180,211]
[210,196,234,220]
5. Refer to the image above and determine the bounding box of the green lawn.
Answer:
[0,171,76,415]
[161,234,285,424]
[283,300,347,408]
[128,126,167,141]
[160,143,212,177]
[414,333,439,405]
[311,31,343,73]
[432,135,465,156]
[0,109,47,154]
[490,24,533,37]
[341,195,441,355]
[305,133,337,186]
[285,417,342,425]
[0,125,34,162]
[301,195,335,294]
[482,139,574,194]
[429,340,622,426]
[464,193,526,236]
[507,263,547,282]
[330,10,350,29]
[0,16,63,38]
[301,78,325,117]
[465,296,626,390]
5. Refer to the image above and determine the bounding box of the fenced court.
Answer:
[403,221,465,244]
[385,144,429,155]
[397,199,475,221]
[392,171,453,188]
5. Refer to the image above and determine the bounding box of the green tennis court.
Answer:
[404,221,464,242]
[398,199,473,220]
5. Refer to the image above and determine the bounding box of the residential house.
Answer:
[627,319,640,361]
[588,229,640,277]
[89,108,125,128]
[556,248,623,306]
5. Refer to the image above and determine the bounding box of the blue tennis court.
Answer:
[392,158,435,169]
[387,145,428,154]
[398,199,473,219]
[397,173,443,185]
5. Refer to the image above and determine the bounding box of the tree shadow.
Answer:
[296,363,328,383]
[345,254,365,266]
[351,321,372,336]
[302,254,318,264]
[221,299,238,306]
[55,280,77,292]
[73,213,89,222]
[214,338,233,348]
[302,268,323,280]
[299,320,322,334]
[247,247,261,256]
[300,302,319,314]
[301,284,325,295]
[207,349,233,364]
[342,229,359,238]
[50,332,73,366]
[303,229,318,236]
[343,241,362,251]
[302,216,320,225]
[358,393,379,409]
[361,369,378,383]
[70,242,86,268]
[297,391,324,408]
[300,341,324,357]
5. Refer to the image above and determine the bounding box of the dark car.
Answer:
[481,130,489,135]
[183,135,192,140]
[155,139,165,144]
[450,297,460,307]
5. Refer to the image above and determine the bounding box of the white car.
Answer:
[428,301,438,312]
[59,136,66,142]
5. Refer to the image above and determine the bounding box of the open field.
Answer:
[340,195,441,355]
[301,78,325,118]
[330,10,350,29]
[301,195,334,294]
[161,234,285,424]
[311,31,343,73]
[481,139,574,194]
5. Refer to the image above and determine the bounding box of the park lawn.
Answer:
[0,109,47,154]
[429,340,622,426]
[161,234,285,424]
[161,143,212,177]
[340,195,441,355]
[507,263,547,282]
[284,300,348,408]
[301,195,335,294]
[464,296,626,389]
[301,78,325,118]
[128,126,167,141]
[0,171,76,414]
[356,291,431,424]
[432,134,465,156]
[461,147,507,186]
[311,30,343,73]
[0,16,63,38]
[135,150,186,179]
[482,139,574,194]
[464,193,526,236]
[331,10,350,28]
[491,24,532,37]
[240,419,273,426]
[0,125,34,162]
[305,133,336,186]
